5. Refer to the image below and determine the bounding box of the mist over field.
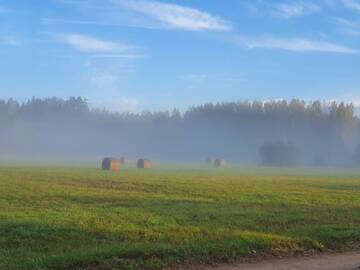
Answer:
[0,97,359,166]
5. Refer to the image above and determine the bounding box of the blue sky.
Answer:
[0,0,360,112]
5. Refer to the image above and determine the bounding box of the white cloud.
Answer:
[180,73,245,83]
[342,0,360,12]
[234,35,357,54]
[83,50,143,113]
[55,33,133,53]
[55,0,231,31]
[86,72,141,112]
[274,1,321,18]
[0,35,22,47]
[89,95,141,112]
[334,17,358,27]
[50,31,145,112]
[42,18,126,27]
[246,0,341,19]
[179,73,246,91]
[88,54,145,59]
[49,30,145,112]
[114,0,232,31]
[333,17,360,36]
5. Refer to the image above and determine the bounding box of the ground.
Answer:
[178,251,360,270]
[0,164,359,269]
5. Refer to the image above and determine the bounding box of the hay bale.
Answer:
[214,159,226,167]
[102,158,121,171]
[120,157,126,164]
[206,158,214,164]
[137,158,152,169]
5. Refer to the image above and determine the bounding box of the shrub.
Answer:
[259,142,300,167]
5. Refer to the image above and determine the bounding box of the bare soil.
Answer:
[178,252,360,270]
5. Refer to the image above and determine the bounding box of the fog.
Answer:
[0,97,359,167]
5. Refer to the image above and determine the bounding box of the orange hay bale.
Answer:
[137,158,152,169]
[102,158,121,171]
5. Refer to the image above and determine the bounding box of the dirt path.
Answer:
[180,252,360,270]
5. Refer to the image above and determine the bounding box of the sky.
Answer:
[0,0,360,112]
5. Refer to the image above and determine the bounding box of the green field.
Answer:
[0,164,360,270]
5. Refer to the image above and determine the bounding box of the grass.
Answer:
[0,164,360,269]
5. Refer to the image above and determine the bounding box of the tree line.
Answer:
[0,97,359,166]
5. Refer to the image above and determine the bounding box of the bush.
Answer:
[353,145,360,166]
[259,142,300,167]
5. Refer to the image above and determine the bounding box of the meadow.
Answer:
[0,164,360,270]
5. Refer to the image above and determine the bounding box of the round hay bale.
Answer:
[206,158,214,164]
[137,158,152,169]
[120,157,126,164]
[214,159,226,167]
[102,158,121,171]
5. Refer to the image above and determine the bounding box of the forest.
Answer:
[0,97,358,166]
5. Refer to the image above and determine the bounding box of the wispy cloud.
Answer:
[89,93,142,112]
[274,1,321,18]
[49,30,145,112]
[334,17,358,27]
[180,73,245,83]
[42,18,127,27]
[87,54,145,59]
[179,73,246,90]
[0,35,22,47]
[58,0,232,32]
[234,35,356,54]
[246,0,339,19]
[342,0,360,12]
[85,60,142,112]
[333,17,360,36]
[116,0,232,31]
[54,33,133,53]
